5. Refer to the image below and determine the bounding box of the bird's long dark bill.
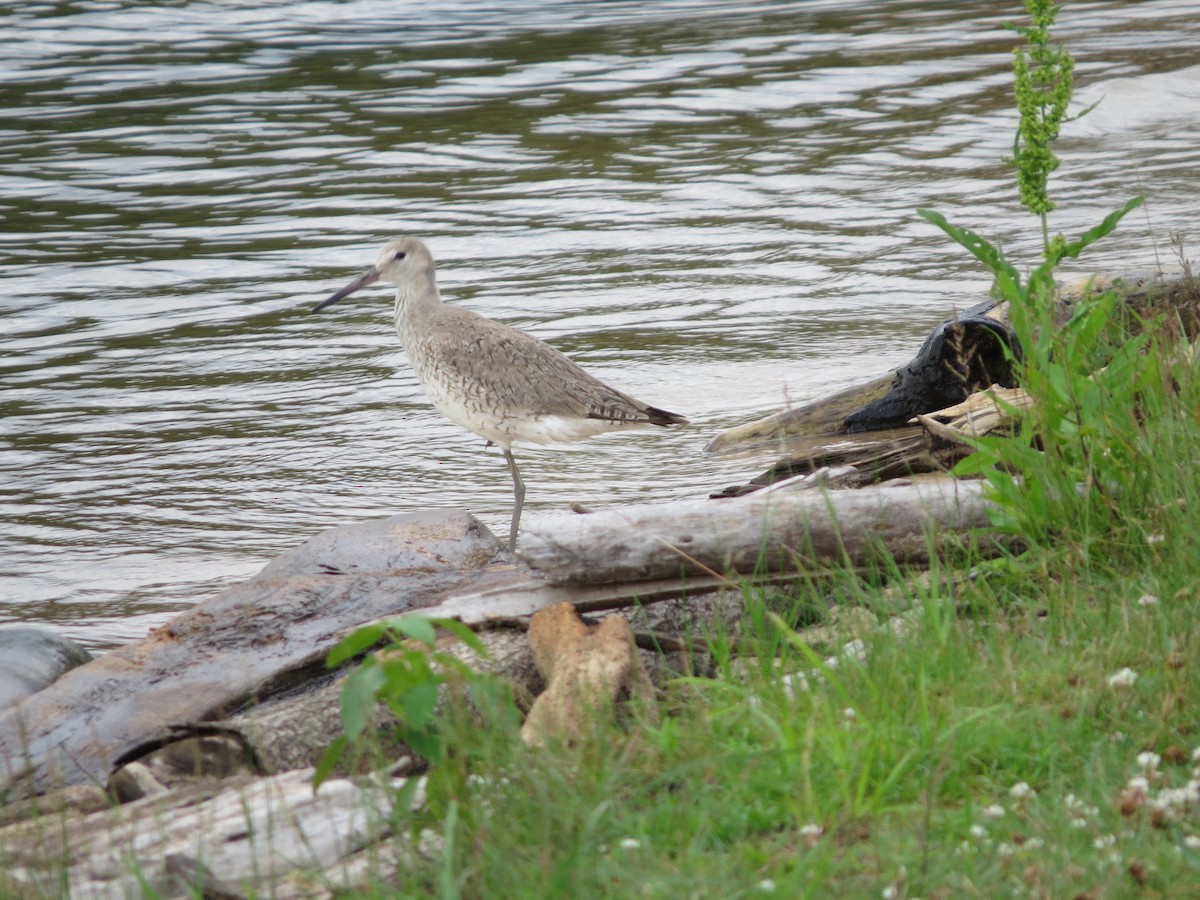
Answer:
[312,267,381,312]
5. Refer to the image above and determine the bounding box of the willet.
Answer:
[312,237,689,551]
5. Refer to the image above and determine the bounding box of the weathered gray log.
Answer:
[704,299,1016,453]
[518,478,995,585]
[711,384,1035,498]
[0,766,425,899]
[1,476,999,802]
[709,433,929,497]
[0,509,509,801]
[123,578,749,781]
[0,522,765,802]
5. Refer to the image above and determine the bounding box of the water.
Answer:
[2,0,1197,649]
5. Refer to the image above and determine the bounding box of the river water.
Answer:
[2,0,1198,649]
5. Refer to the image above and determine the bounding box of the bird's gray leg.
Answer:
[502,449,525,551]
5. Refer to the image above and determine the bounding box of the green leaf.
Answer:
[390,615,438,647]
[916,209,1025,303]
[327,622,387,667]
[401,681,440,731]
[406,726,445,763]
[950,447,1001,478]
[867,747,921,812]
[312,735,347,791]
[1046,363,1072,405]
[340,660,386,738]
[1058,196,1145,259]
[393,773,426,815]
[1066,94,1104,123]
[433,617,488,656]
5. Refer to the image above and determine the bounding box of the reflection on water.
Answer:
[2,0,1198,648]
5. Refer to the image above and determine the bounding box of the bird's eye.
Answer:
[394,251,407,261]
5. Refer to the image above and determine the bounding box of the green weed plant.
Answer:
[314,614,493,789]
[919,0,1147,548]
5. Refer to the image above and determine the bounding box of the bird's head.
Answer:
[312,236,436,312]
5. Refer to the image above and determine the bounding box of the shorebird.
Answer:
[312,237,689,551]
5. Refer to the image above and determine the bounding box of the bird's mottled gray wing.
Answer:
[411,306,654,423]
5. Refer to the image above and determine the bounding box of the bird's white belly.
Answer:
[423,384,626,447]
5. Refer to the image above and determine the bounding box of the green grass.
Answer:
[333,318,1200,899]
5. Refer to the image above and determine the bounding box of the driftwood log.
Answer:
[705,269,1199,458]
[1,766,428,899]
[0,476,999,804]
[519,477,995,585]
[0,510,513,802]
[711,385,1033,496]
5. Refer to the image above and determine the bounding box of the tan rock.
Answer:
[520,603,655,746]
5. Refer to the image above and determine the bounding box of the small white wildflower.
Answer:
[843,638,867,662]
[982,804,1006,818]
[757,878,776,893]
[881,886,898,900]
[1184,835,1200,850]
[824,655,839,669]
[1146,533,1165,545]
[1137,751,1162,772]
[969,824,987,840]
[889,616,914,638]
[618,837,641,851]
[1111,732,1127,743]
[955,840,972,855]
[799,822,823,838]
[781,671,810,697]
[843,707,857,720]
[1023,837,1044,850]
[1149,797,1174,817]
[1137,593,1159,607]
[1127,775,1150,793]
[416,829,444,859]
[1093,834,1117,849]
[997,843,1015,858]
[1155,782,1200,810]
[1071,816,1088,828]
[1009,781,1037,800]
[1063,793,1099,816]
[1107,668,1138,689]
